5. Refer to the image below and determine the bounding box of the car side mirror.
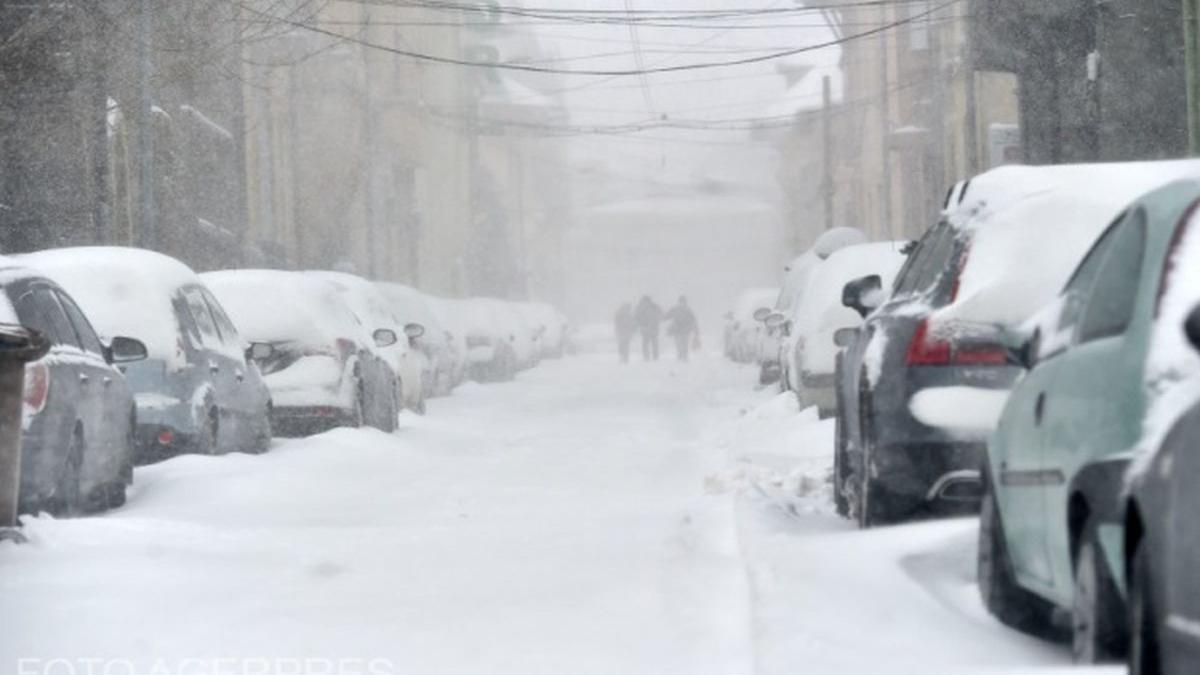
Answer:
[107,336,148,364]
[1185,304,1200,352]
[1004,328,1039,370]
[246,342,275,362]
[753,307,773,323]
[842,275,884,319]
[404,323,426,340]
[373,328,398,348]
[833,327,857,348]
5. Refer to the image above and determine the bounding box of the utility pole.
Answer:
[136,0,155,249]
[879,7,894,239]
[821,75,834,231]
[360,2,378,278]
[1186,0,1200,154]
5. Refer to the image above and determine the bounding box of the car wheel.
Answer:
[55,426,84,517]
[853,469,887,529]
[1128,538,1162,675]
[833,410,850,518]
[978,479,1055,634]
[351,388,366,428]
[1074,521,1127,663]
[103,480,127,510]
[252,404,272,454]
[197,409,219,455]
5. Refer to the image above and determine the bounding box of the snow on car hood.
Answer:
[18,246,198,369]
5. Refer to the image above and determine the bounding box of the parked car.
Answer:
[981,170,1200,662]
[426,295,470,391]
[0,258,145,515]
[769,227,867,391]
[308,271,426,415]
[202,270,398,435]
[457,298,520,382]
[515,301,568,360]
[23,247,272,462]
[1124,307,1200,675]
[839,161,1200,528]
[378,282,460,397]
[724,287,778,364]
[788,242,906,417]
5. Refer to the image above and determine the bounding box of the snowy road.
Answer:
[1,352,1115,675]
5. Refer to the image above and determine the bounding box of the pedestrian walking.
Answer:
[614,302,635,363]
[634,295,662,361]
[665,296,699,362]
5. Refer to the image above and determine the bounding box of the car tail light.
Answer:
[905,319,952,365]
[335,338,357,360]
[157,429,175,446]
[23,362,49,414]
[905,319,1008,367]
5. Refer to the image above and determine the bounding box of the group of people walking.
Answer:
[614,295,699,363]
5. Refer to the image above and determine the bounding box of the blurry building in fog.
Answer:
[972,0,1187,164]
[0,0,249,269]
[243,0,571,300]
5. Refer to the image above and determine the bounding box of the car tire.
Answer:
[833,410,850,518]
[853,469,889,528]
[1128,538,1162,675]
[1074,521,1128,663]
[103,480,127,510]
[54,426,84,517]
[197,409,219,455]
[978,479,1056,634]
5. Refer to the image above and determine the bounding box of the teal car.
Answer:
[980,178,1200,662]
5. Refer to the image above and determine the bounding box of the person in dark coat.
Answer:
[634,295,663,361]
[665,296,699,362]
[614,302,635,363]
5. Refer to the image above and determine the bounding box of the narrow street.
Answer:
[2,353,1108,675]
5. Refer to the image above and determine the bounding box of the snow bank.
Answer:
[909,387,1010,437]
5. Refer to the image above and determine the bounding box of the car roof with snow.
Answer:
[776,227,868,312]
[18,246,202,363]
[202,269,365,349]
[934,160,1200,328]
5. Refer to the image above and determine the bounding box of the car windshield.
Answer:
[3,4,1200,675]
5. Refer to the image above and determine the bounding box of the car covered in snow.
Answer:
[789,242,906,417]
[982,173,1200,663]
[765,227,867,390]
[838,161,1200,529]
[202,270,398,435]
[724,287,778,364]
[452,298,521,382]
[308,271,427,415]
[514,301,568,360]
[0,258,145,515]
[22,247,272,462]
[377,282,462,397]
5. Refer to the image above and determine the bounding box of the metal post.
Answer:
[1186,0,1200,155]
[0,326,49,537]
[821,75,834,231]
[360,2,378,278]
[136,0,155,249]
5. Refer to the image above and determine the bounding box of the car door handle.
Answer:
[209,363,220,373]
[78,373,89,385]
[102,376,112,387]
[235,370,244,382]
[1034,392,1046,426]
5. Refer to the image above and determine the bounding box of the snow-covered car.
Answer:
[982,174,1200,661]
[766,227,868,389]
[453,298,520,382]
[23,248,272,462]
[839,159,1200,529]
[514,301,568,360]
[308,271,427,415]
[202,270,398,435]
[425,295,470,391]
[0,259,145,515]
[377,282,460,398]
[789,243,906,417]
[724,287,778,364]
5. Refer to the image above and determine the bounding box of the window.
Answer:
[1079,209,1147,342]
[201,288,241,348]
[1054,216,1123,336]
[893,224,944,296]
[183,287,221,348]
[15,288,80,349]
[57,290,104,356]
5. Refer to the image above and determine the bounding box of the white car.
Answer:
[377,282,460,397]
[307,271,428,415]
[724,287,778,364]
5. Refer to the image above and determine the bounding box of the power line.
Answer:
[236,0,962,76]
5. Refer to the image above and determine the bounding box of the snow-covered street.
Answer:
[1,352,1112,675]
